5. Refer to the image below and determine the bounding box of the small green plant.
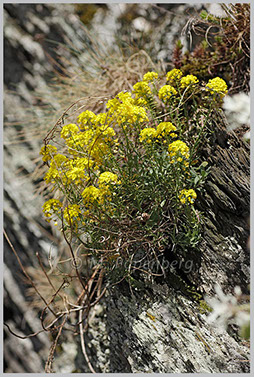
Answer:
[173,4,250,94]
[40,70,227,282]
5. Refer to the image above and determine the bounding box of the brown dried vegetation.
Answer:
[173,4,250,94]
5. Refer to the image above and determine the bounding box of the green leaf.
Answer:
[160,199,166,208]
[200,161,208,168]
[194,176,200,186]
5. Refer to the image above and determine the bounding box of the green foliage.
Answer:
[40,70,227,282]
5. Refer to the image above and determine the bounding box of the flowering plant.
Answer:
[40,70,227,281]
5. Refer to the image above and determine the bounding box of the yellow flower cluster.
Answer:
[156,122,177,139]
[98,171,120,196]
[40,145,58,162]
[98,171,119,186]
[117,103,148,126]
[61,120,115,165]
[142,71,158,82]
[139,127,157,143]
[65,158,90,184]
[94,113,108,127]
[82,186,102,205]
[42,199,62,221]
[61,123,79,139]
[139,122,177,143]
[168,140,190,163]
[133,81,152,97]
[166,69,183,83]
[77,111,109,130]
[106,92,131,113]
[134,97,149,108]
[179,189,197,204]
[81,171,120,207]
[44,154,68,184]
[77,110,97,129]
[44,154,91,185]
[63,204,81,224]
[97,124,116,143]
[180,75,199,88]
[158,85,177,102]
[206,77,228,97]
[107,91,149,126]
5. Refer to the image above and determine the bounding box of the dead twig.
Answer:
[45,315,67,373]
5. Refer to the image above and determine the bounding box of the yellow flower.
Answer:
[97,125,116,142]
[98,172,119,186]
[179,189,197,204]
[206,77,228,97]
[117,103,149,126]
[98,172,120,197]
[158,85,177,102]
[168,140,190,162]
[63,204,81,224]
[65,130,93,153]
[44,154,68,184]
[106,90,149,126]
[166,69,183,83]
[139,127,157,143]
[44,166,59,184]
[65,159,89,184]
[117,91,133,103]
[94,112,108,126]
[42,199,62,221]
[156,122,177,138]
[106,97,121,113]
[143,71,158,82]
[40,144,57,162]
[107,92,134,114]
[77,110,96,129]
[180,75,199,88]
[75,157,92,169]
[61,124,80,139]
[133,81,152,97]
[82,186,102,204]
[134,97,148,108]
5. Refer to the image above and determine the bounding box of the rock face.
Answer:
[104,284,249,373]
[4,3,250,373]
[4,4,91,372]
